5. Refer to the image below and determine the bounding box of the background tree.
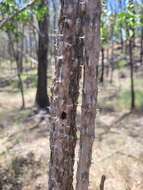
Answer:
[100,1,109,83]
[118,1,138,111]
[76,0,101,189]
[35,0,50,109]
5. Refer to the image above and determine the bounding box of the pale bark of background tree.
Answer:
[109,16,116,84]
[36,0,50,109]
[76,0,101,190]
[7,29,25,109]
[51,0,58,66]
[48,0,82,189]
[140,8,143,65]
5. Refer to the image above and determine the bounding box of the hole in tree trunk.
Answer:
[60,112,67,120]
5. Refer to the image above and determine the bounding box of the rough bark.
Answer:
[76,0,101,190]
[36,0,50,108]
[48,0,83,189]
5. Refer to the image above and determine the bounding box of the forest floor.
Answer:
[0,62,143,190]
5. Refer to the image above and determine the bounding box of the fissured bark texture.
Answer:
[48,0,83,189]
[76,0,101,190]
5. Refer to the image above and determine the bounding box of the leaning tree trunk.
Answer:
[36,0,50,109]
[48,0,83,189]
[76,0,101,190]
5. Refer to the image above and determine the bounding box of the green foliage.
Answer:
[0,0,17,15]
[117,1,140,39]
[34,4,48,21]
[17,9,32,22]
[101,0,109,46]
[101,23,109,45]
[0,0,49,30]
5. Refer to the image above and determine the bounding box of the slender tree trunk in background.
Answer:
[127,0,135,111]
[7,34,14,73]
[16,34,25,109]
[16,60,25,109]
[109,15,115,84]
[36,0,50,109]
[32,23,38,69]
[51,0,58,66]
[129,38,135,111]
[106,48,109,78]
[18,25,24,73]
[129,0,136,47]
[48,0,82,189]
[76,0,101,190]
[110,42,114,84]
[120,27,124,52]
[100,47,105,83]
[7,30,25,109]
[140,18,143,65]
[119,0,124,52]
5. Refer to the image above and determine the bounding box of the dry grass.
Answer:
[0,61,143,189]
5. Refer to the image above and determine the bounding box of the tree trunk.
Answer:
[106,48,109,78]
[109,18,115,84]
[129,38,135,111]
[119,0,124,52]
[140,17,143,65]
[7,30,25,109]
[76,0,101,190]
[100,47,105,83]
[17,66,25,109]
[36,0,50,109]
[51,0,58,66]
[120,27,124,52]
[48,0,83,189]
[129,0,136,47]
